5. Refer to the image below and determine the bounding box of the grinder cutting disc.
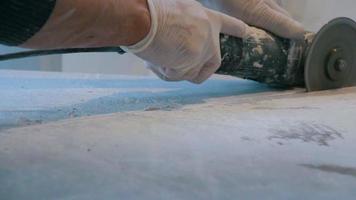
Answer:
[305,18,356,91]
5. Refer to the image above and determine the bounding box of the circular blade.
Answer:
[305,18,356,91]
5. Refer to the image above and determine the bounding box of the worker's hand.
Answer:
[201,0,304,39]
[123,0,249,84]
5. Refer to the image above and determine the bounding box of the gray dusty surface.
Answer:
[1,70,356,199]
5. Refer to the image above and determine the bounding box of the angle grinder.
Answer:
[0,17,355,92]
[218,17,356,91]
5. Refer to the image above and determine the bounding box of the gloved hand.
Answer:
[201,0,304,39]
[123,0,249,84]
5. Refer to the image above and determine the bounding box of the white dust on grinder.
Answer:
[248,27,270,69]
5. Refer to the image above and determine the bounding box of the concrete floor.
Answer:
[1,70,356,199]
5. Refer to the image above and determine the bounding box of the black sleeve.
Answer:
[0,0,57,46]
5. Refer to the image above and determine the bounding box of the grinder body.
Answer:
[217,28,314,88]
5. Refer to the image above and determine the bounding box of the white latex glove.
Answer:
[201,0,304,39]
[123,0,249,84]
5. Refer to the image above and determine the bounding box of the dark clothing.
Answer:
[0,0,56,46]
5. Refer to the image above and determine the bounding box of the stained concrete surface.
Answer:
[1,70,356,199]
[0,70,272,130]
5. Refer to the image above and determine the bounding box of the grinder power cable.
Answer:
[0,17,355,92]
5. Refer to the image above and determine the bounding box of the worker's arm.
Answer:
[1,0,245,84]
[21,0,151,49]
[200,0,304,39]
